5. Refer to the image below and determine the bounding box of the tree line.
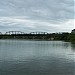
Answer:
[0,32,75,42]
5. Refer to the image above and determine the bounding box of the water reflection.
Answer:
[0,40,74,75]
[71,43,75,52]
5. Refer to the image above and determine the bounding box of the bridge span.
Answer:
[30,32,48,34]
[5,31,48,35]
[5,31,25,35]
[0,31,55,40]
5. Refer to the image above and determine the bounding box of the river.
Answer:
[0,40,75,75]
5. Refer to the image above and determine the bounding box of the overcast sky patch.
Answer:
[0,0,74,33]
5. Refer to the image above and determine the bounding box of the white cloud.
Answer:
[0,17,74,33]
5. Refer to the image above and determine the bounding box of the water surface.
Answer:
[0,40,75,75]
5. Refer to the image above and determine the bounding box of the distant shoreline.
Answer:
[0,33,75,43]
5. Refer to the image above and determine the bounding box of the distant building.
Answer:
[71,29,75,33]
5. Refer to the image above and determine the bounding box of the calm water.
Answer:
[0,40,75,75]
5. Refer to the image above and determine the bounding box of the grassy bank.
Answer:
[65,34,75,42]
[54,33,75,43]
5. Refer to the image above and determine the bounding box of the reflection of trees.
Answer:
[62,42,75,52]
[71,43,75,52]
[63,42,70,48]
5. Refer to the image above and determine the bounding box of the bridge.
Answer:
[0,31,55,40]
[5,31,25,35]
[5,31,48,35]
[30,32,48,34]
[0,31,49,39]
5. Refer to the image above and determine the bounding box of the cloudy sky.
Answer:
[0,0,74,33]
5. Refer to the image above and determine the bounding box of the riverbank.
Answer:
[0,33,75,43]
[56,33,75,43]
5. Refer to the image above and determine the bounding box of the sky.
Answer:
[0,0,75,33]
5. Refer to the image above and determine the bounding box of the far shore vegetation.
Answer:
[0,29,75,43]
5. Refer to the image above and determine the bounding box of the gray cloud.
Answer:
[0,0,74,33]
